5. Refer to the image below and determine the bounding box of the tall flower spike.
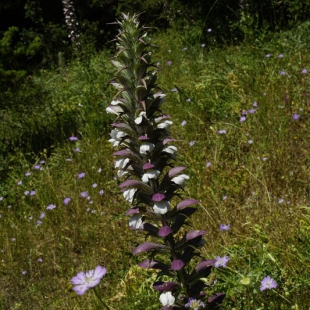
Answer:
[61,0,80,49]
[107,13,226,309]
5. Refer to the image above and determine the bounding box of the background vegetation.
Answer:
[0,1,310,309]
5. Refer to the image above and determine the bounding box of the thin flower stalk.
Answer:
[107,13,226,309]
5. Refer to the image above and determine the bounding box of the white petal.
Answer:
[140,143,155,155]
[172,174,190,186]
[153,201,170,214]
[142,174,149,183]
[163,145,178,154]
[111,99,122,105]
[114,158,130,169]
[157,120,173,129]
[135,111,146,124]
[159,291,175,306]
[117,169,128,178]
[123,188,137,203]
[129,214,143,229]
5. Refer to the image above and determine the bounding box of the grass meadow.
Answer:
[1,21,310,309]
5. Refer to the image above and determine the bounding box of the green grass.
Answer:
[1,22,310,309]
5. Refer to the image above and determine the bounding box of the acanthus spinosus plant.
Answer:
[107,13,226,309]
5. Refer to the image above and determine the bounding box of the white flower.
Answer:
[135,111,147,124]
[153,200,171,214]
[114,158,130,170]
[171,174,189,187]
[106,105,123,115]
[110,99,122,106]
[140,143,155,155]
[159,291,175,306]
[123,188,137,203]
[108,129,127,147]
[117,169,128,178]
[142,169,160,183]
[154,93,166,104]
[157,119,173,129]
[163,145,178,157]
[129,214,143,229]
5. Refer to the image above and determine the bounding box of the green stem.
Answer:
[93,287,112,310]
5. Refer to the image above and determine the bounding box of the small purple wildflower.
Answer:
[260,276,277,291]
[248,108,256,114]
[92,183,98,188]
[99,190,104,196]
[171,87,178,92]
[185,297,205,309]
[33,165,41,170]
[167,61,172,66]
[22,270,27,275]
[189,141,195,147]
[265,54,271,58]
[46,204,56,210]
[292,113,300,120]
[302,68,308,74]
[40,160,46,164]
[78,172,86,179]
[36,220,42,226]
[74,148,81,153]
[220,224,230,231]
[262,157,268,161]
[66,158,72,162]
[240,116,246,122]
[218,129,227,134]
[201,43,206,48]
[30,190,36,196]
[278,54,284,58]
[248,139,253,144]
[280,70,286,76]
[206,162,211,168]
[253,101,258,107]
[37,258,43,263]
[181,120,187,126]
[0,197,3,201]
[11,238,16,242]
[25,172,31,177]
[278,198,284,204]
[182,47,188,51]
[40,212,45,219]
[215,255,230,268]
[186,98,191,102]
[98,167,102,173]
[71,265,107,295]
[80,191,89,198]
[69,136,78,141]
[63,197,72,205]
[17,180,22,185]
[222,195,227,201]
[207,28,212,32]
[24,190,30,196]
